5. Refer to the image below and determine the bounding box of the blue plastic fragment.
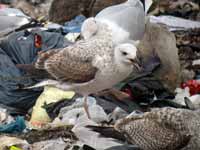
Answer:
[62,15,86,33]
[0,116,26,134]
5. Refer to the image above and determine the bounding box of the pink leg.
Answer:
[83,96,91,119]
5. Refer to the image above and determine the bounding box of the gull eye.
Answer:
[122,51,128,56]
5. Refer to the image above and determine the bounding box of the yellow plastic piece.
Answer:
[9,146,22,150]
[29,86,75,129]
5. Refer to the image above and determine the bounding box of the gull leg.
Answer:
[83,95,91,119]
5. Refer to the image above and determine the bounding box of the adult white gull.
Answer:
[95,0,146,45]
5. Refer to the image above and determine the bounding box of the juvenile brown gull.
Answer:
[89,107,200,150]
[28,17,141,118]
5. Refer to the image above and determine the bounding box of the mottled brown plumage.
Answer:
[34,18,112,84]
[35,48,98,83]
[115,107,200,150]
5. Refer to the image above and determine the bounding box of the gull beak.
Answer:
[129,57,142,72]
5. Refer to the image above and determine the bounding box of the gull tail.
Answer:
[35,49,60,69]
[86,125,127,142]
[24,80,59,89]
[16,64,51,79]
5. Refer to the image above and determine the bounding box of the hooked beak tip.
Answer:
[129,58,135,63]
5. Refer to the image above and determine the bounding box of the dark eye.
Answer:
[122,51,127,55]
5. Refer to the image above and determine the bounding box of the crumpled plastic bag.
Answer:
[150,15,200,31]
[174,87,200,109]
[59,96,97,116]
[72,123,123,150]
[51,97,108,126]
[63,15,86,33]
[59,105,108,125]
[108,107,128,124]
[0,28,67,114]
[0,8,31,36]
[31,138,68,150]
[138,22,181,92]
[0,108,14,125]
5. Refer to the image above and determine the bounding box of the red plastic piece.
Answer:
[123,88,133,97]
[181,80,200,96]
[34,34,42,48]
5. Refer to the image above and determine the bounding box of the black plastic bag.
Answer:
[0,28,67,114]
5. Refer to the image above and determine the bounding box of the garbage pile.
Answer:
[0,0,200,150]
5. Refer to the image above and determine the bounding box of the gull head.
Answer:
[81,17,98,40]
[115,43,141,71]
